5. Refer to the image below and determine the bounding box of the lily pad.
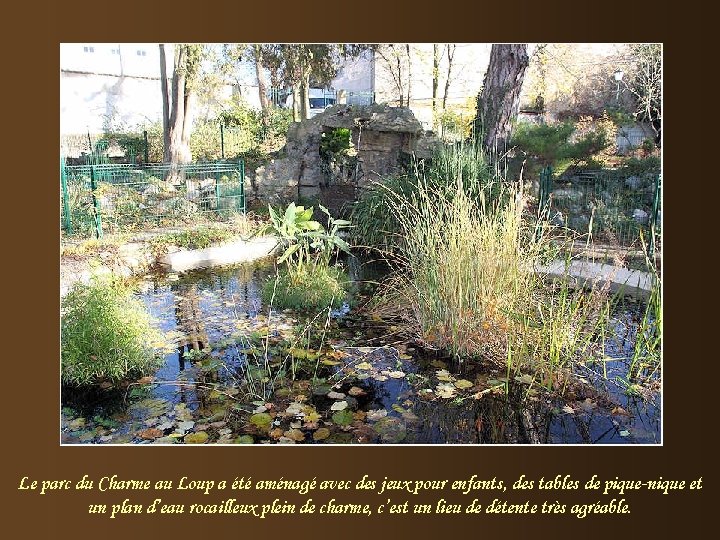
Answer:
[313,428,331,441]
[184,431,209,444]
[330,401,349,411]
[249,413,273,429]
[331,409,354,426]
[373,417,407,443]
[366,409,388,422]
[435,383,457,399]
[283,429,306,442]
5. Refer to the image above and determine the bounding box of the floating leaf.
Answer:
[283,429,306,442]
[327,391,346,399]
[612,407,631,417]
[138,428,163,440]
[454,379,474,389]
[184,431,209,444]
[269,428,284,440]
[619,430,630,437]
[321,358,342,366]
[313,428,331,441]
[348,386,366,397]
[249,413,273,429]
[514,374,534,385]
[399,354,412,360]
[176,420,195,433]
[355,362,373,370]
[436,369,454,382]
[330,401,349,411]
[331,409,354,426]
[435,383,457,399]
[562,405,575,414]
[387,370,405,379]
[373,417,407,443]
[366,409,388,422]
[234,435,254,444]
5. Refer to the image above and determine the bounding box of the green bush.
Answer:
[262,265,349,311]
[61,276,166,386]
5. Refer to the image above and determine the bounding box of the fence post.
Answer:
[220,123,225,160]
[649,172,661,258]
[239,160,246,213]
[143,130,149,164]
[535,165,552,240]
[90,166,103,239]
[60,156,72,233]
[215,163,221,215]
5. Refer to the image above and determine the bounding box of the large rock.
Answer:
[253,104,440,208]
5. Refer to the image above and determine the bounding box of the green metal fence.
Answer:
[538,167,661,250]
[60,161,246,238]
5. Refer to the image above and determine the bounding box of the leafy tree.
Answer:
[263,44,368,121]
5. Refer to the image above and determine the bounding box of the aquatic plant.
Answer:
[61,275,166,386]
[261,202,352,310]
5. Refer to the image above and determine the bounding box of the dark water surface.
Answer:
[61,259,660,445]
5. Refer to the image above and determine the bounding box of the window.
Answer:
[83,46,95,53]
[136,49,146,57]
[111,48,119,55]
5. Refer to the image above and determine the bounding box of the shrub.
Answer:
[61,276,166,386]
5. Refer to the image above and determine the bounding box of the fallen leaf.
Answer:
[387,370,406,379]
[366,409,388,422]
[330,401,349,411]
[283,429,306,442]
[454,379,474,389]
[313,428,331,441]
[435,383,457,399]
[139,428,163,440]
[348,386,366,397]
[355,361,373,370]
[327,391,346,399]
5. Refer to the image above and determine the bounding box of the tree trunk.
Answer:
[475,44,529,154]
[405,44,412,108]
[159,44,171,163]
[291,86,301,122]
[442,44,456,112]
[165,45,194,179]
[432,44,440,132]
[299,72,310,120]
[253,45,270,124]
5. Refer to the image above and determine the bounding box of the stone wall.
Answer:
[251,104,439,212]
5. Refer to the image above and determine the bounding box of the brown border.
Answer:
[2,1,710,538]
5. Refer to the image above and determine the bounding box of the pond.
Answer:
[61,259,660,445]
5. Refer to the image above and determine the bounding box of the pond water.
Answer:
[61,259,660,445]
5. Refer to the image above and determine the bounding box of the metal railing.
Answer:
[537,167,661,252]
[60,160,246,239]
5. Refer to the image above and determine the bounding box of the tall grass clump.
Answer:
[372,144,613,381]
[61,275,166,386]
[352,141,504,251]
